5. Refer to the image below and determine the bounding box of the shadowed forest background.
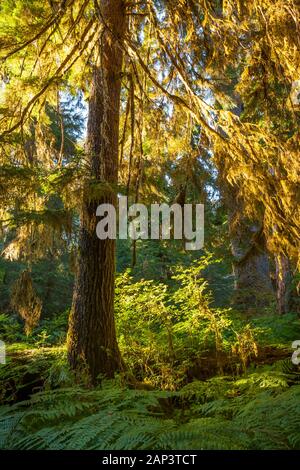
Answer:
[0,0,300,450]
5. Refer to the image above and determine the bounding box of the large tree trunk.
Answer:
[218,94,274,313]
[67,1,126,383]
[230,224,274,311]
[227,189,275,312]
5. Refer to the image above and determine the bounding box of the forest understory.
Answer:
[1,250,300,450]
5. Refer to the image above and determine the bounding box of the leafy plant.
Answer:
[0,367,299,450]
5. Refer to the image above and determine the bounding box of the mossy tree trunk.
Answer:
[275,253,291,314]
[67,1,126,383]
[227,189,275,312]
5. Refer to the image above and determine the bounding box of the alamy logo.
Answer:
[0,340,5,365]
[291,80,300,106]
[292,340,300,366]
[96,197,204,251]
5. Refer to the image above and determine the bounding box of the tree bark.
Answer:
[217,92,274,312]
[67,1,126,383]
[227,189,275,312]
[275,253,291,314]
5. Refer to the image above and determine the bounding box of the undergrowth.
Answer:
[0,259,299,450]
[0,353,300,450]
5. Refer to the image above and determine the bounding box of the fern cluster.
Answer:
[1,363,299,450]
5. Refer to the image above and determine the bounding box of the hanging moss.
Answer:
[11,269,42,336]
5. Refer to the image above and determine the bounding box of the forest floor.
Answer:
[0,324,300,450]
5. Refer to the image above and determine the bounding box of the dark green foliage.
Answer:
[0,255,73,322]
[252,313,300,347]
[0,313,24,343]
[0,362,299,450]
[0,347,69,403]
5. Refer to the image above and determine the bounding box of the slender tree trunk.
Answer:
[275,253,291,314]
[67,1,126,383]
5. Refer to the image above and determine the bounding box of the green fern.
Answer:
[0,375,299,450]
